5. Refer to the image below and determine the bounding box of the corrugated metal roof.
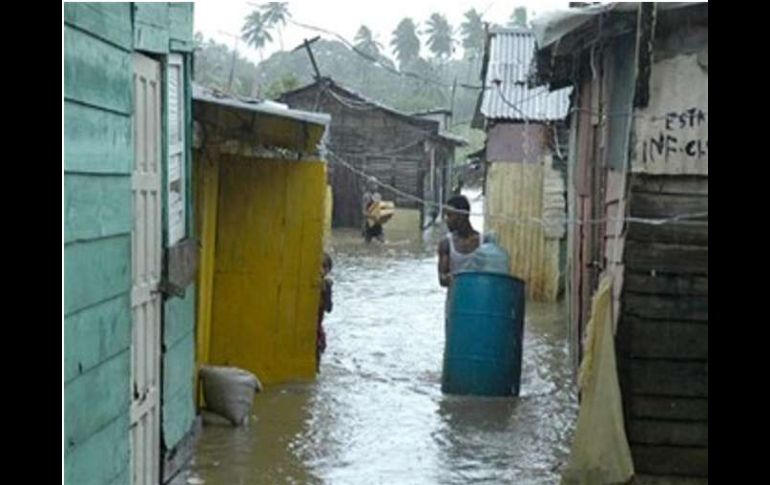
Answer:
[193,83,331,126]
[480,28,572,122]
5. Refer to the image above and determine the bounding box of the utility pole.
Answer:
[293,36,322,81]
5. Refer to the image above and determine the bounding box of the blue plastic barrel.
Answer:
[442,271,526,396]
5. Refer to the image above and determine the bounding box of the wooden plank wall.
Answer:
[617,174,708,477]
[564,16,708,478]
[281,85,432,228]
[207,157,327,384]
[64,4,134,484]
[65,5,197,484]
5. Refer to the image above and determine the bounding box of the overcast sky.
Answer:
[193,0,572,63]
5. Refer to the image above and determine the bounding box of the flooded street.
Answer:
[64,4,709,483]
[185,194,577,485]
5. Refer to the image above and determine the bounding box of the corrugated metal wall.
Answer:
[480,28,572,121]
[485,162,564,301]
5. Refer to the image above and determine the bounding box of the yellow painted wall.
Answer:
[486,162,561,301]
[324,184,333,246]
[194,151,219,404]
[196,155,326,385]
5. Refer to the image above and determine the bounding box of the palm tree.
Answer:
[460,9,484,84]
[460,9,484,59]
[390,18,421,70]
[353,25,384,87]
[241,10,273,62]
[259,2,290,50]
[425,13,454,61]
[354,25,383,59]
[408,57,445,101]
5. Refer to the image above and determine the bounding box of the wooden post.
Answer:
[293,36,322,81]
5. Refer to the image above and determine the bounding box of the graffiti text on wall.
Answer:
[640,108,708,165]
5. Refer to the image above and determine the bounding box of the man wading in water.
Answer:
[362,179,384,243]
[438,195,480,288]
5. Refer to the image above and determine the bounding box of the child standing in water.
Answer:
[317,252,333,372]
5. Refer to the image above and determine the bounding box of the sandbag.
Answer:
[200,365,262,426]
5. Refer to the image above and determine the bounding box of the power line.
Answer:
[325,148,708,228]
[323,86,381,112]
[288,18,487,92]
[493,82,531,120]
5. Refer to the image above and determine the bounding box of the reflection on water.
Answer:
[183,191,577,485]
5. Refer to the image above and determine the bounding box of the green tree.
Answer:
[259,2,290,50]
[263,73,300,100]
[509,7,528,28]
[194,36,260,97]
[354,25,383,58]
[391,18,421,69]
[241,10,273,61]
[425,13,454,61]
[460,9,484,60]
[354,25,384,87]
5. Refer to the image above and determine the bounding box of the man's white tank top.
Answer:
[448,233,476,274]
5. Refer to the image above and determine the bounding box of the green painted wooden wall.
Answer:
[64,3,195,484]
[159,1,196,460]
